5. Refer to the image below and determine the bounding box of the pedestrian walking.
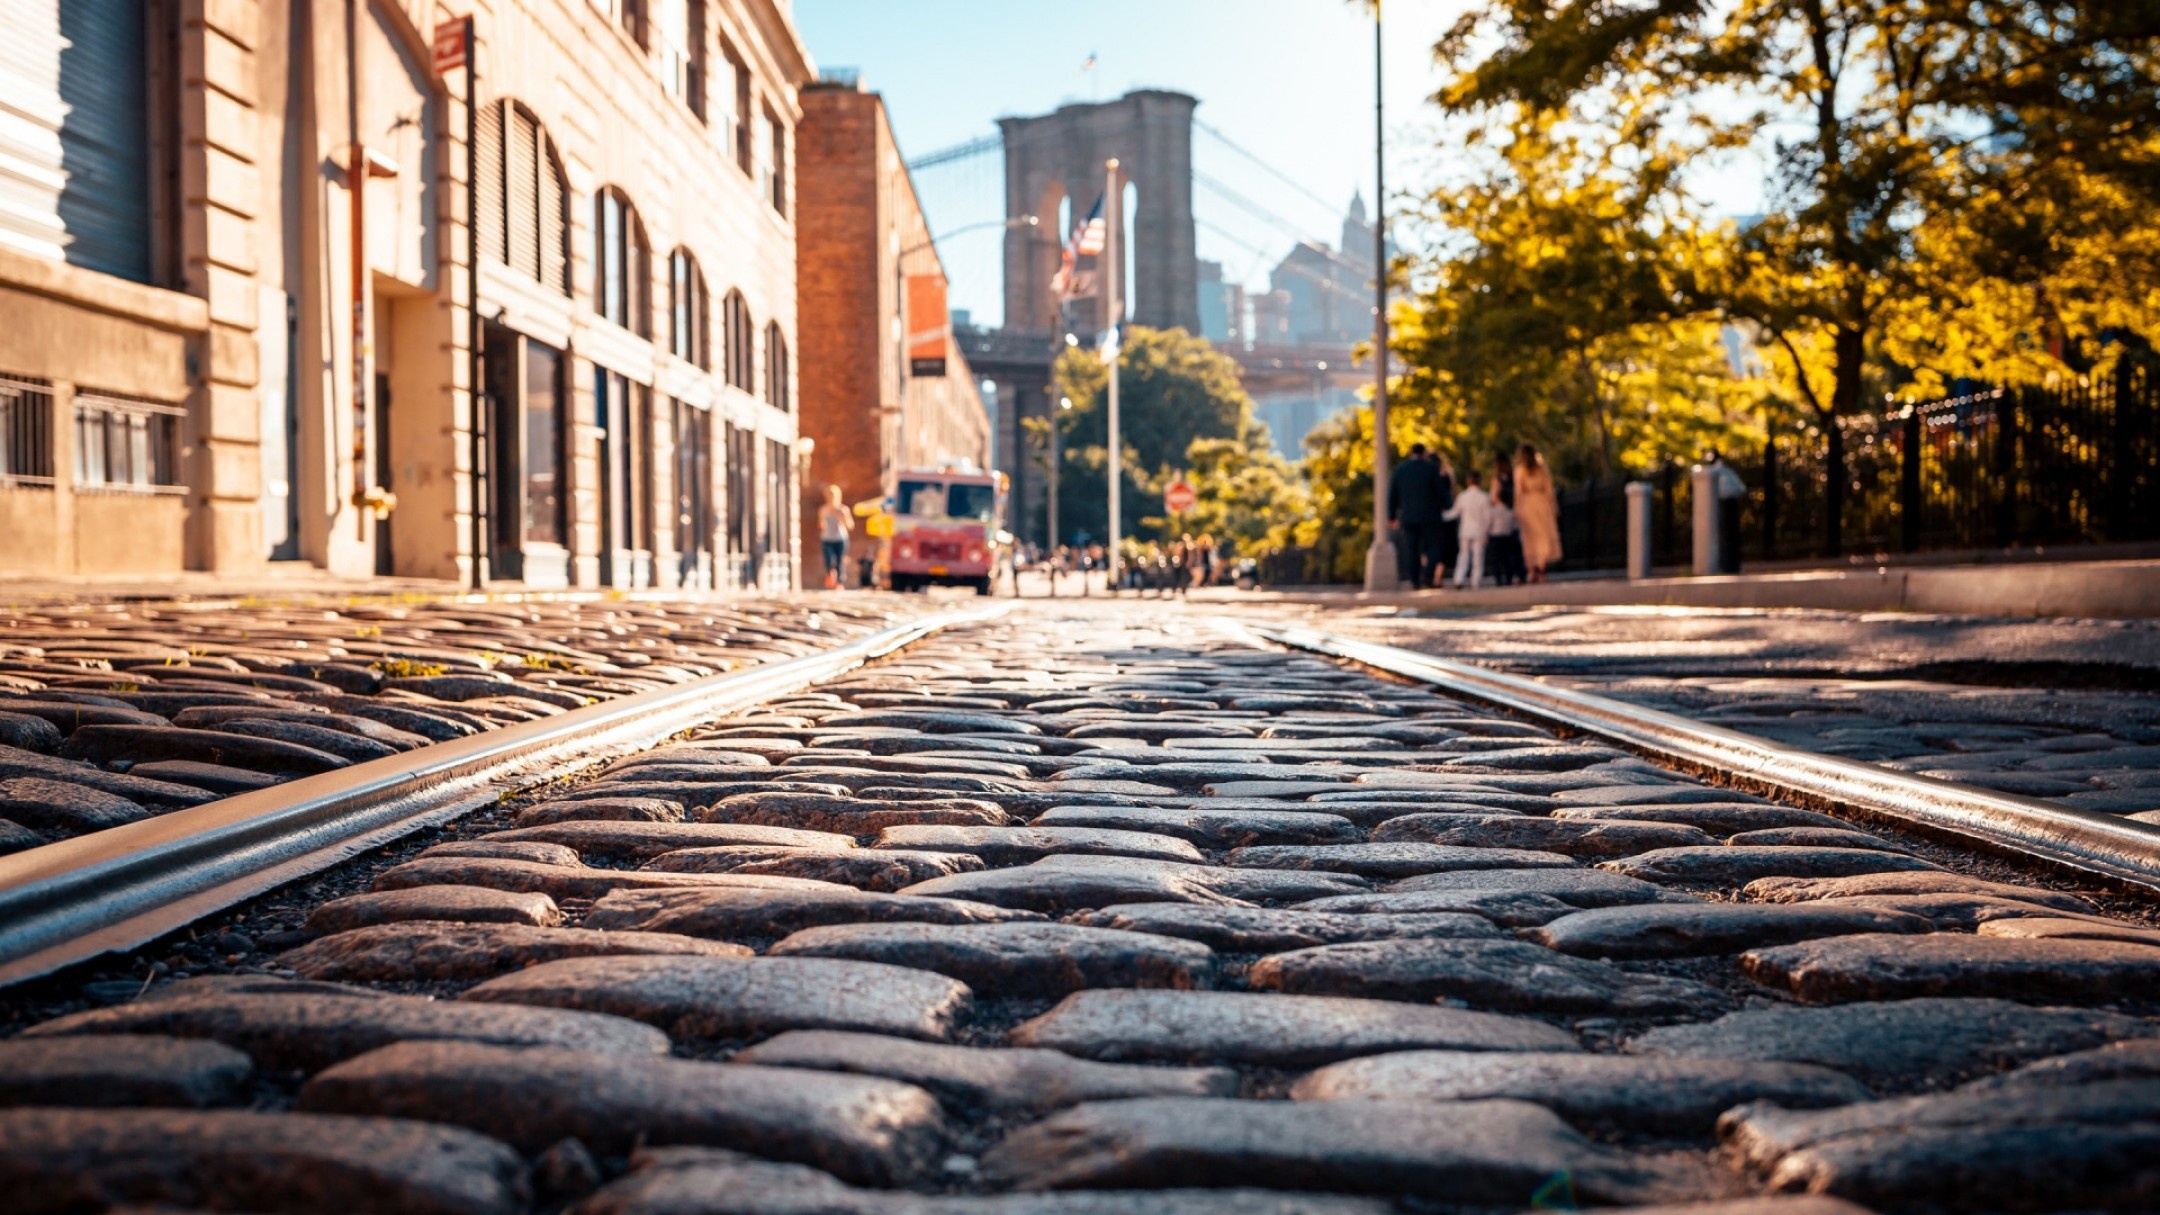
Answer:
[1514,443,1562,583]
[817,485,853,590]
[1488,454,1524,586]
[1443,470,1492,589]
[1195,534,1218,588]
[1434,453,1458,586]
[1387,442,1446,588]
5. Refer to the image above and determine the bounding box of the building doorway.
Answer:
[482,321,567,585]
[673,398,713,589]
[372,369,393,576]
[597,368,655,588]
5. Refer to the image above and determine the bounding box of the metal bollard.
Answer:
[1625,481,1653,581]
[1690,463,1719,576]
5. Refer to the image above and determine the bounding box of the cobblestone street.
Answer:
[1327,605,2160,820]
[0,596,2156,1213]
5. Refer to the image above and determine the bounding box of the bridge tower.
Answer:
[999,91,1200,336]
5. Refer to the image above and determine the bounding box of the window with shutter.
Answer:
[725,45,751,173]
[721,291,752,391]
[540,139,567,294]
[767,112,786,215]
[766,324,789,412]
[598,190,622,325]
[474,101,505,266]
[507,107,540,281]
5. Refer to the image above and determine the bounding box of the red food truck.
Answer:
[887,467,1005,594]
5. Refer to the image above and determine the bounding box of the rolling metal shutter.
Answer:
[474,98,504,266]
[506,104,539,282]
[539,132,565,293]
[0,0,149,281]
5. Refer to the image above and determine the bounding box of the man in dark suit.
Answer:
[1388,443,1443,588]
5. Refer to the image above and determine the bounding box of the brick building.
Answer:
[0,0,810,588]
[794,77,989,585]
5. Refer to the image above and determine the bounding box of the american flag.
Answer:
[1074,196,1107,255]
[1051,193,1107,301]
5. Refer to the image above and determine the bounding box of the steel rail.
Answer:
[1235,620,2160,893]
[0,604,1010,986]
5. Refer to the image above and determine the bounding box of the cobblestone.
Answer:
[1012,989,1578,1065]
[1525,902,1933,959]
[733,1029,1237,1112]
[0,1106,530,1214]
[22,980,671,1070]
[766,921,1216,997]
[303,886,564,933]
[6,600,2158,1214]
[300,1040,947,1184]
[979,1096,1693,1202]
[0,1034,254,1107]
[1292,1050,1871,1134]
[0,598,894,845]
[461,955,974,1041]
[275,922,748,981]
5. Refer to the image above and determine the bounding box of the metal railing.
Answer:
[73,391,186,494]
[0,374,55,487]
[1547,357,2160,570]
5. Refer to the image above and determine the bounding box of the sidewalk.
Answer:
[1196,557,2160,620]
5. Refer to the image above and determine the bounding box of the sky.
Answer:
[791,0,1482,329]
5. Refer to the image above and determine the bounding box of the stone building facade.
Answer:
[0,0,810,588]
[794,79,988,585]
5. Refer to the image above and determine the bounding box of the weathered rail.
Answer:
[1238,619,2160,894]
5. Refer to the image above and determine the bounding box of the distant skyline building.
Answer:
[1195,260,1245,346]
[1245,194,1376,458]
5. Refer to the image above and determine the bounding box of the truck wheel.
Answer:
[972,577,993,597]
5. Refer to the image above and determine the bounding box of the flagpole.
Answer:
[1104,157,1122,594]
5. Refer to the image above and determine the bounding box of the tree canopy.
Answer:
[1294,0,2160,560]
[1043,325,1297,551]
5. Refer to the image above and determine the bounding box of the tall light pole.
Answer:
[1104,157,1123,593]
[895,215,1036,480]
[1048,393,1071,596]
[1362,2,1399,592]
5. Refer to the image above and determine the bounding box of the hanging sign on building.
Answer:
[432,18,471,76]
[906,275,949,377]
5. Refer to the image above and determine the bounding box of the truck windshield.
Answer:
[898,479,996,522]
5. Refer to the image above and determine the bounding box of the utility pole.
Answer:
[1104,157,1122,593]
[1363,2,1399,592]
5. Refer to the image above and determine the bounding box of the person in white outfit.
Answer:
[1443,471,1492,588]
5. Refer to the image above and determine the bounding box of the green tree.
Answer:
[1434,0,2160,553]
[1173,432,1309,558]
[1050,326,1258,544]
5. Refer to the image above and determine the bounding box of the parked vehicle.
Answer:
[888,468,1006,595]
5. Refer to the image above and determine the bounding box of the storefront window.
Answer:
[524,342,564,545]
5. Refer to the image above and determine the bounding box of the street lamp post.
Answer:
[1048,394,1071,596]
[1104,158,1123,594]
[1363,3,1399,593]
[895,215,1037,481]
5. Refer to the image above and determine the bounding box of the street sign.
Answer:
[1165,481,1196,514]
[432,18,470,76]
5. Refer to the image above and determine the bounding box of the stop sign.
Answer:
[1165,481,1196,513]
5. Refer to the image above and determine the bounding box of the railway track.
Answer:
[2,599,2158,1214]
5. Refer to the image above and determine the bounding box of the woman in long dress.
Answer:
[1514,442,1562,583]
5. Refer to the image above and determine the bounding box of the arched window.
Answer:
[668,249,710,369]
[595,187,651,337]
[722,290,753,391]
[764,322,789,412]
[475,100,569,294]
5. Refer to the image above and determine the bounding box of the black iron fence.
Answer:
[1549,358,2160,572]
